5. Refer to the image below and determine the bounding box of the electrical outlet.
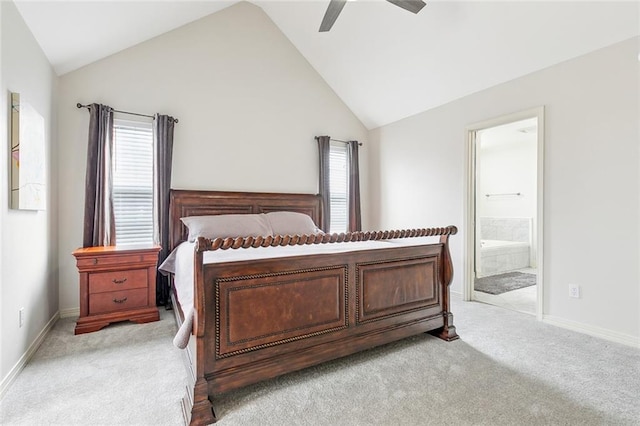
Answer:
[19,308,25,327]
[569,285,580,299]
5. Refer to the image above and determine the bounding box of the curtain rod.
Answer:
[76,103,179,124]
[315,136,362,146]
[331,138,362,146]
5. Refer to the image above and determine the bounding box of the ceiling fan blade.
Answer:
[386,0,426,14]
[319,0,347,32]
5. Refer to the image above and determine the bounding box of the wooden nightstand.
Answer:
[72,245,161,334]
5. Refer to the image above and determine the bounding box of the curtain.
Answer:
[83,104,115,247]
[316,135,331,232]
[347,140,362,232]
[154,114,176,306]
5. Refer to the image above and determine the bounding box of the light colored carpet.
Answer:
[0,309,185,425]
[1,298,638,425]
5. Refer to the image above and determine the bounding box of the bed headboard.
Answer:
[169,189,323,250]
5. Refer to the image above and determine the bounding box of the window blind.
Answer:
[329,141,348,234]
[113,119,154,246]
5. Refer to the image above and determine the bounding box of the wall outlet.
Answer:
[19,308,25,327]
[569,285,580,299]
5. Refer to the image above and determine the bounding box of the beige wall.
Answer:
[0,1,59,388]
[56,2,368,312]
[369,37,639,344]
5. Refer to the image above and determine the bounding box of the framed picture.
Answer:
[10,92,46,210]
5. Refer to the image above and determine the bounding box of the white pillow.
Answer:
[265,211,323,236]
[180,214,273,242]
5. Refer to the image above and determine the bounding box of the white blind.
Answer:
[113,119,154,246]
[329,141,348,234]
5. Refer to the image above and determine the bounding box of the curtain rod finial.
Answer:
[76,103,83,108]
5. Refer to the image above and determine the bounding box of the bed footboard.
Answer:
[186,227,457,425]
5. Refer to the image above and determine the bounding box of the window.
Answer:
[112,119,154,246]
[329,141,348,234]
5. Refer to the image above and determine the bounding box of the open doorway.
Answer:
[465,108,544,319]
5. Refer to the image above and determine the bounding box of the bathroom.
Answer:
[474,117,539,314]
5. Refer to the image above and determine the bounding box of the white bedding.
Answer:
[159,236,439,348]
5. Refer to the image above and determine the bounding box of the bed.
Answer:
[164,189,458,425]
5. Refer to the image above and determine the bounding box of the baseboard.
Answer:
[59,307,79,318]
[0,311,59,399]
[543,315,639,348]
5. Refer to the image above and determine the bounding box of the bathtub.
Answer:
[479,239,530,277]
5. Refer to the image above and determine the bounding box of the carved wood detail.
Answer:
[196,226,458,253]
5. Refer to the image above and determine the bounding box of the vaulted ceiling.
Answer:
[13,1,639,129]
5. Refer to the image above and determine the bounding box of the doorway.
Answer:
[464,108,544,319]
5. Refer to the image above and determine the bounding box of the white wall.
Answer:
[56,2,368,312]
[477,125,538,265]
[369,37,639,343]
[1,1,58,388]
[477,126,537,220]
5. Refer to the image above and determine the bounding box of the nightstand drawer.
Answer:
[89,269,148,294]
[76,252,158,269]
[89,288,148,315]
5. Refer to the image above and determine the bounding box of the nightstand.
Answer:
[72,244,161,334]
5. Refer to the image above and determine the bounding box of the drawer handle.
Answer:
[113,297,128,304]
[93,258,98,265]
[112,278,127,285]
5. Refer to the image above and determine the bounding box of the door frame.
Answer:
[463,107,545,320]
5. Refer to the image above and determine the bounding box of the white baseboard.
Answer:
[59,307,79,318]
[543,314,639,348]
[0,312,59,399]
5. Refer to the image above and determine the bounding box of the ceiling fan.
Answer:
[319,0,427,32]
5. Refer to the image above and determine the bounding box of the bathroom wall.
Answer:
[477,118,538,265]
[479,217,531,243]
[477,122,537,216]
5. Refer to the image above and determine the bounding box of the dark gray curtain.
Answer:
[347,140,362,232]
[154,114,175,306]
[83,104,115,247]
[316,135,331,232]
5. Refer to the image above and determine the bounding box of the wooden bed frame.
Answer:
[168,189,458,425]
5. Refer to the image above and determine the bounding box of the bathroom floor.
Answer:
[474,268,537,315]
[494,283,536,315]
